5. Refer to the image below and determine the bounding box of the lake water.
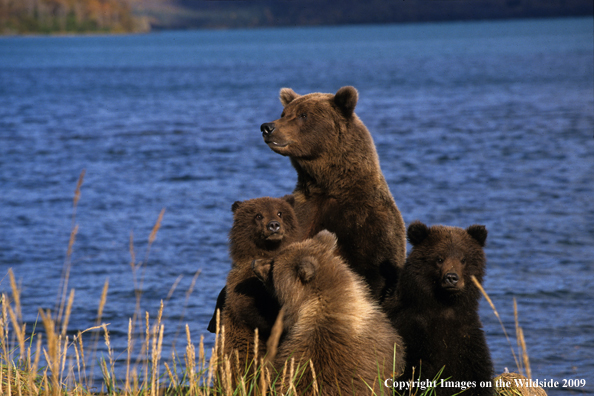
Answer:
[1,17,593,392]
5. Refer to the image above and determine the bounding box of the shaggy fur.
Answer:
[386,221,494,396]
[260,86,406,302]
[253,231,405,396]
[208,196,301,374]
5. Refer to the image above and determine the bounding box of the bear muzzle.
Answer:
[267,221,281,233]
[263,221,284,242]
[261,122,290,149]
[261,122,276,137]
[441,272,463,291]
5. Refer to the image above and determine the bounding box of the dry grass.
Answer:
[471,276,546,396]
[0,172,539,395]
[471,276,532,380]
[0,266,539,396]
[494,372,548,396]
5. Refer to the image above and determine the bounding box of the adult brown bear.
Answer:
[260,86,406,302]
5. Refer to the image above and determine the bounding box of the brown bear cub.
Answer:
[209,196,301,373]
[386,221,494,396]
[253,230,405,396]
[260,86,406,302]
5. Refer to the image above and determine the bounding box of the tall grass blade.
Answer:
[471,275,521,372]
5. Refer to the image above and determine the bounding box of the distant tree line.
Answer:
[164,0,593,30]
[2,0,592,34]
[0,0,149,34]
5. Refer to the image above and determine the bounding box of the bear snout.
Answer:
[267,221,281,233]
[261,122,291,150]
[261,123,276,136]
[443,273,459,288]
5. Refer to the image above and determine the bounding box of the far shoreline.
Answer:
[1,14,592,38]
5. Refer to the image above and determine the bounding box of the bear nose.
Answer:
[444,273,459,286]
[267,221,280,233]
[261,123,275,136]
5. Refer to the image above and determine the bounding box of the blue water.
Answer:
[1,17,593,392]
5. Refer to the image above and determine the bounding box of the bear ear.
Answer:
[334,86,358,117]
[297,256,318,283]
[252,259,272,283]
[313,230,338,251]
[282,194,296,208]
[407,221,430,246]
[231,201,242,213]
[280,88,300,107]
[466,225,487,247]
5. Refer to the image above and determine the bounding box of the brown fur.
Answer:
[385,221,494,396]
[220,196,301,374]
[253,230,405,396]
[260,86,406,302]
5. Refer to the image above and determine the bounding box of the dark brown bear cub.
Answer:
[260,86,406,302]
[386,221,494,396]
[210,196,300,373]
[253,230,405,396]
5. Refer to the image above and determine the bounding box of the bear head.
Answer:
[405,221,488,301]
[260,86,359,160]
[229,195,299,263]
[252,230,339,328]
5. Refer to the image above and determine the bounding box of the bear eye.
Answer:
[299,113,307,119]
[255,214,263,220]
[277,211,282,218]
[436,257,444,264]
[461,258,466,265]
